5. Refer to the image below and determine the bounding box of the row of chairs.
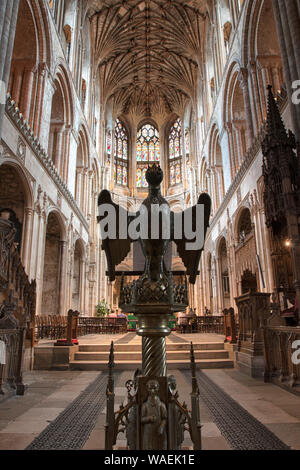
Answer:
[35,315,67,340]
[78,317,127,335]
[177,316,225,334]
[35,315,128,341]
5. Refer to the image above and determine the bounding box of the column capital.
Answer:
[25,207,34,216]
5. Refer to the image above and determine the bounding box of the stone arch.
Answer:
[48,64,74,181]
[235,206,253,243]
[242,0,283,125]
[8,0,38,124]
[223,61,248,179]
[75,125,90,214]
[0,162,33,260]
[200,157,209,192]
[41,210,67,315]
[208,125,225,212]
[8,0,52,132]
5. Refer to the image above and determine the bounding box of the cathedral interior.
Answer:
[0,0,300,453]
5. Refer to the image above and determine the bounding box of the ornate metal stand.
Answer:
[105,339,202,450]
[104,274,202,450]
[99,164,209,450]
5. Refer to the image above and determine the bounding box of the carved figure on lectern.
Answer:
[141,379,167,450]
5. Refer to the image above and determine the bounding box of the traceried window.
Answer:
[136,124,160,188]
[169,118,183,186]
[114,119,128,186]
[106,130,112,155]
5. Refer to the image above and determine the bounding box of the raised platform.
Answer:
[34,333,234,371]
[70,333,234,371]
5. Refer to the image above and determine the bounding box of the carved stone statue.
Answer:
[141,379,167,450]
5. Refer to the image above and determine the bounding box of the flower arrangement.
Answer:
[95,299,111,317]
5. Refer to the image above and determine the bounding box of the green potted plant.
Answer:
[95,299,111,317]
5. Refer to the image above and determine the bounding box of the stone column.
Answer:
[11,64,23,107]
[21,207,34,274]
[59,241,67,315]
[0,0,21,138]
[33,63,47,137]
[53,125,65,172]
[20,67,35,122]
[35,212,47,315]
[215,255,223,314]
[62,126,71,182]
[248,61,264,131]
[238,68,255,145]
[76,168,84,208]
[80,257,85,314]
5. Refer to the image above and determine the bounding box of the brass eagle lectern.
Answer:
[98,164,211,450]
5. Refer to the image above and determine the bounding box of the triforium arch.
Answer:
[224,61,249,180]
[200,157,209,193]
[242,0,284,129]
[75,125,90,215]
[208,124,225,214]
[8,0,52,132]
[48,64,74,182]
[41,210,67,316]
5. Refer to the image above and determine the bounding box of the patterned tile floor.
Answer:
[0,332,300,450]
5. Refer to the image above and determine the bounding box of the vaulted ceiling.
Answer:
[88,0,209,122]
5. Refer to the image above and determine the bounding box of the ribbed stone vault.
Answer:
[87,0,209,121]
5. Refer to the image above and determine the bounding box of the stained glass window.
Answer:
[114,118,128,186]
[136,168,142,188]
[136,124,160,188]
[107,130,112,154]
[169,118,183,185]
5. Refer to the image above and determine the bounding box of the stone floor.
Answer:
[0,332,300,450]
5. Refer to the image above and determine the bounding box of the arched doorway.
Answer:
[0,164,33,271]
[41,212,65,315]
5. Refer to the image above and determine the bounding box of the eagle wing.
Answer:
[172,193,211,284]
[97,190,134,281]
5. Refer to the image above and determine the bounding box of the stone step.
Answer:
[78,342,225,352]
[74,350,229,361]
[69,358,234,371]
